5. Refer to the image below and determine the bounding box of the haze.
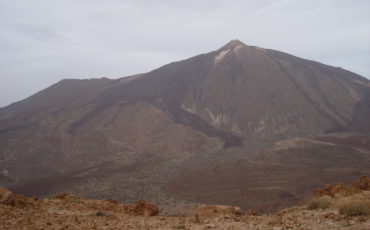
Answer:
[1,0,369,107]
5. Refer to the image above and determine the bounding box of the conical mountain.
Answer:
[0,40,369,214]
[218,39,246,50]
[70,39,367,141]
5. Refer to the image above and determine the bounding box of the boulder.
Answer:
[0,186,14,205]
[0,169,14,182]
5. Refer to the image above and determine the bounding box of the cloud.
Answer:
[0,0,369,107]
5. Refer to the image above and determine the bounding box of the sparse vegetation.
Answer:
[70,198,84,204]
[307,196,331,210]
[173,223,186,229]
[308,176,370,217]
[245,210,260,216]
[2,179,370,230]
[315,176,370,197]
[339,200,370,216]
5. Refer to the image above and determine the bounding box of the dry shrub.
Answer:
[339,200,370,216]
[130,199,159,216]
[245,210,259,216]
[54,193,69,200]
[307,195,332,210]
[336,191,370,216]
[352,176,370,191]
[315,183,354,197]
[315,176,370,197]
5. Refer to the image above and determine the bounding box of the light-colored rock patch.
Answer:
[181,104,197,114]
[206,108,229,127]
[254,118,266,133]
[214,49,230,64]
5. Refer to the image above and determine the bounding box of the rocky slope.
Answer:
[167,135,370,212]
[0,40,370,214]
[1,177,369,230]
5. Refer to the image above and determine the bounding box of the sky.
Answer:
[0,0,370,107]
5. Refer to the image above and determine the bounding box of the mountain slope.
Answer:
[167,135,370,212]
[0,40,369,214]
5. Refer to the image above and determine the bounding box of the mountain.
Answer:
[0,40,369,214]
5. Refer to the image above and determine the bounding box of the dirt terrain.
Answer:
[1,177,370,230]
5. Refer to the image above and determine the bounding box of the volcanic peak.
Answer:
[219,39,246,51]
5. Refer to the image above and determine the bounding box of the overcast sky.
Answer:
[1,0,369,107]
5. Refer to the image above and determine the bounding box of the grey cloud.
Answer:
[0,0,369,107]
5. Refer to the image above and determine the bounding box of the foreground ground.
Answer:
[1,177,369,230]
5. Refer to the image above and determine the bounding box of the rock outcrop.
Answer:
[130,199,159,216]
[0,186,36,207]
[0,186,14,205]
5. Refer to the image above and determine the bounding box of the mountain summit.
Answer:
[1,40,369,214]
[218,39,247,50]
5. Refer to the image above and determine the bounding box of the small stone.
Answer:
[96,211,109,217]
